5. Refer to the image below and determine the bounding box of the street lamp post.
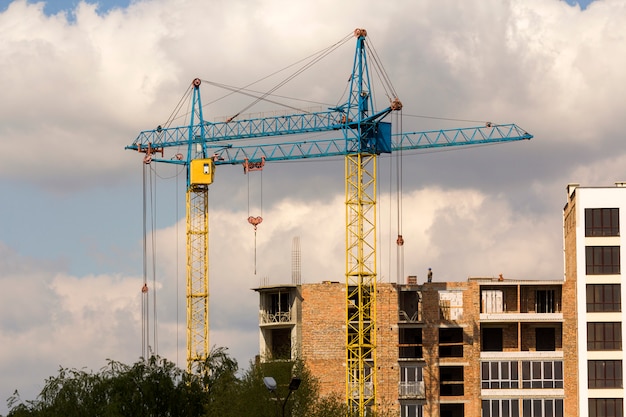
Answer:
[263,376,301,417]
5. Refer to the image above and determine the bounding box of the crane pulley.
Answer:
[126,28,532,417]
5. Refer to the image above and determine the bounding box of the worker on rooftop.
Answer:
[427,268,433,283]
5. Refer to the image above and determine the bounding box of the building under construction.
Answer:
[256,182,626,417]
[255,274,576,417]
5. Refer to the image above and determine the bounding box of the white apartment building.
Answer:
[564,183,626,417]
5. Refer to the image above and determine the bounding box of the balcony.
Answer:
[479,312,563,322]
[480,286,562,322]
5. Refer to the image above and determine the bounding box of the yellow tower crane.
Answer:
[126,29,532,416]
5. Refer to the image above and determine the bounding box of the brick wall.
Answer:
[300,282,345,398]
[562,195,580,416]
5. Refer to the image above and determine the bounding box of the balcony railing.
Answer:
[399,381,425,398]
[399,309,421,322]
[260,309,292,324]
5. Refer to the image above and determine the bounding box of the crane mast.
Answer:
[187,79,211,370]
[126,28,533,416]
[345,29,379,414]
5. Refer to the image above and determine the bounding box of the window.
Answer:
[267,328,292,360]
[439,290,463,321]
[399,291,421,322]
[522,361,563,389]
[481,361,519,389]
[586,208,620,237]
[439,328,464,357]
[536,328,556,351]
[399,328,423,359]
[589,398,623,417]
[587,284,621,312]
[482,289,504,313]
[440,403,464,417]
[400,365,424,397]
[482,327,504,351]
[536,290,556,313]
[440,366,464,396]
[586,246,620,275]
[588,322,622,350]
[588,360,623,388]
[400,402,423,417]
[482,399,520,417]
[522,399,563,417]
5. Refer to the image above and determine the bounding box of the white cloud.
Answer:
[1,0,625,412]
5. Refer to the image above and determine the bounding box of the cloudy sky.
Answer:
[0,0,624,411]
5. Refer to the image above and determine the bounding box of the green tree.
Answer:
[5,349,347,417]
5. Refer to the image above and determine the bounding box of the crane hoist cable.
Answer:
[141,163,149,360]
[246,159,264,275]
[141,161,164,361]
[395,109,404,284]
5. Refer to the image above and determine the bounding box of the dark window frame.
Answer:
[482,399,520,417]
[588,322,623,351]
[589,398,624,417]
[521,361,563,389]
[586,246,621,275]
[586,208,620,237]
[522,399,563,417]
[588,360,623,388]
[481,361,519,389]
[587,284,622,312]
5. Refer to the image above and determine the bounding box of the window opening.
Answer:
[587,284,621,312]
[482,399,520,417]
[482,327,504,352]
[589,398,623,417]
[536,290,555,313]
[522,399,563,417]
[400,365,424,397]
[522,361,563,389]
[440,366,464,396]
[588,322,622,350]
[440,403,464,417]
[536,328,556,351]
[399,291,421,321]
[482,289,504,313]
[268,328,292,360]
[585,208,620,237]
[399,328,423,359]
[400,402,424,417]
[588,360,623,388]
[439,328,464,357]
[586,246,620,275]
[482,361,519,389]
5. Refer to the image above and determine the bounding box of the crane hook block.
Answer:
[190,159,215,185]
[248,216,263,230]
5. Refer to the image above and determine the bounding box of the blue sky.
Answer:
[566,0,597,8]
[1,0,131,15]
[1,0,624,413]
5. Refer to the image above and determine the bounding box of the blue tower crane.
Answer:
[126,28,532,417]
